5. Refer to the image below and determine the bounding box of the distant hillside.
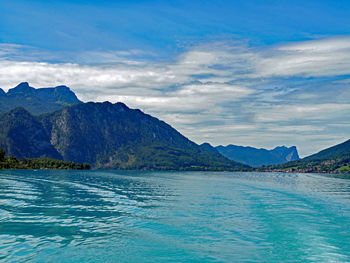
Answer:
[0,82,81,114]
[304,139,350,161]
[214,144,299,167]
[0,103,250,171]
[260,139,350,174]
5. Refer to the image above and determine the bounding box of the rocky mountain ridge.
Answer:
[0,82,81,114]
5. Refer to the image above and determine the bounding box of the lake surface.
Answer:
[0,170,350,262]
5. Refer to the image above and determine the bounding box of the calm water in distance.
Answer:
[0,170,350,262]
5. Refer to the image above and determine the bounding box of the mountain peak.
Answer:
[42,85,81,104]
[54,85,70,91]
[8,82,35,94]
[16,82,30,88]
[200,142,219,153]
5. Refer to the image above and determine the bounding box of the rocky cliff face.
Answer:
[0,108,61,159]
[270,146,299,162]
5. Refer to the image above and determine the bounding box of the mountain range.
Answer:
[1,82,350,173]
[200,143,300,167]
[0,85,248,170]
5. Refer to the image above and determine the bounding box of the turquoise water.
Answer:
[0,171,350,262]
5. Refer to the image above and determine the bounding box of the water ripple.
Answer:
[0,170,350,262]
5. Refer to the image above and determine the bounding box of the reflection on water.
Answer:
[0,170,350,262]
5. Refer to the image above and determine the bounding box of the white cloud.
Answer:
[256,37,350,77]
[254,104,350,122]
[268,125,324,133]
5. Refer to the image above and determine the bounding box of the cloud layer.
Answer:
[1,37,350,156]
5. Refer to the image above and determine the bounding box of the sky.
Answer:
[1,0,350,157]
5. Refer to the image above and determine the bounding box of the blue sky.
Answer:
[2,0,350,54]
[1,0,350,156]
